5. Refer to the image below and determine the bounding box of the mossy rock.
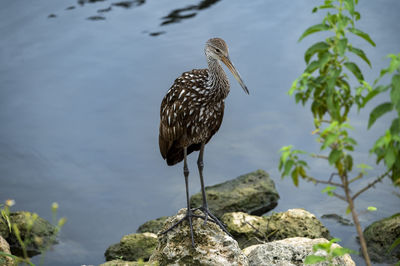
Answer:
[364,213,400,263]
[190,169,279,219]
[0,219,10,239]
[266,209,332,241]
[136,216,169,234]
[222,209,332,249]
[104,233,158,262]
[0,211,57,257]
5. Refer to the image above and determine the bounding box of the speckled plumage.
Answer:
[159,68,226,165]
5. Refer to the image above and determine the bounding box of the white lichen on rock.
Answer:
[149,208,248,265]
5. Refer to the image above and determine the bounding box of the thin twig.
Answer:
[311,154,329,160]
[332,192,347,202]
[352,171,389,200]
[305,175,344,188]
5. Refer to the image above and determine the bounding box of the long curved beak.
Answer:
[221,56,249,94]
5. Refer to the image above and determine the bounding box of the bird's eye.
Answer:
[215,48,221,53]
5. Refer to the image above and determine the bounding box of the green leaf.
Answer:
[304,42,330,64]
[322,186,336,196]
[291,167,299,187]
[329,149,342,165]
[344,0,355,15]
[332,247,357,257]
[329,238,341,243]
[391,74,400,113]
[283,159,295,177]
[345,154,353,171]
[348,46,371,67]
[384,145,396,168]
[367,206,377,211]
[348,27,376,47]
[388,237,400,253]
[313,242,331,251]
[305,61,320,74]
[344,62,364,81]
[368,102,394,129]
[298,23,331,42]
[338,38,348,56]
[304,255,326,264]
[390,118,400,135]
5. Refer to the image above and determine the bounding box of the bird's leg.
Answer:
[196,142,231,236]
[162,146,196,247]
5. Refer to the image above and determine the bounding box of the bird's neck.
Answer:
[206,56,230,100]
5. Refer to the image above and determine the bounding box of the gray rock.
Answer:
[104,233,158,262]
[0,236,16,266]
[0,211,57,257]
[221,209,331,249]
[321,213,353,226]
[149,208,249,265]
[100,259,155,266]
[190,170,279,219]
[364,213,400,263]
[136,216,169,234]
[243,237,355,266]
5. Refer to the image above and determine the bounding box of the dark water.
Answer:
[1,0,399,265]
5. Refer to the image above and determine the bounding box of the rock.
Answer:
[1,211,57,257]
[363,213,400,263]
[321,213,353,226]
[100,259,154,266]
[0,236,16,266]
[136,216,169,234]
[221,212,268,249]
[87,16,106,20]
[190,170,279,219]
[149,208,248,265]
[221,209,331,249]
[243,237,355,266]
[104,233,157,262]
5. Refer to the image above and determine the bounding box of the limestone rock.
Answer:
[0,211,57,257]
[364,213,400,263]
[0,236,16,266]
[136,216,169,234]
[221,209,331,249]
[104,233,158,262]
[149,208,248,265]
[190,170,279,219]
[243,237,355,266]
[221,212,268,249]
[100,259,155,266]
[265,209,332,241]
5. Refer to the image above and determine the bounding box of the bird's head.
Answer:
[205,38,249,94]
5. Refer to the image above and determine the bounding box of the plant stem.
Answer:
[352,171,389,200]
[341,174,372,266]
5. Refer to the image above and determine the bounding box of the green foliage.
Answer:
[305,238,356,265]
[367,54,400,185]
[279,0,400,264]
[279,145,308,186]
[0,200,66,266]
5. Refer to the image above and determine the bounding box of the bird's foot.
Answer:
[193,206,232,237]
[161,208,203,247]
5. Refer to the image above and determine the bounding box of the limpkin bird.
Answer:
[159,38,249,246]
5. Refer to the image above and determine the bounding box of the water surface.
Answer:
[1,0,399,265]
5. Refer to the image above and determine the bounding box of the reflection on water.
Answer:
[160,0,220,26]
[49,0,220,36]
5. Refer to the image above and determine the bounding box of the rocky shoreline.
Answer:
[1,170,399,265]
